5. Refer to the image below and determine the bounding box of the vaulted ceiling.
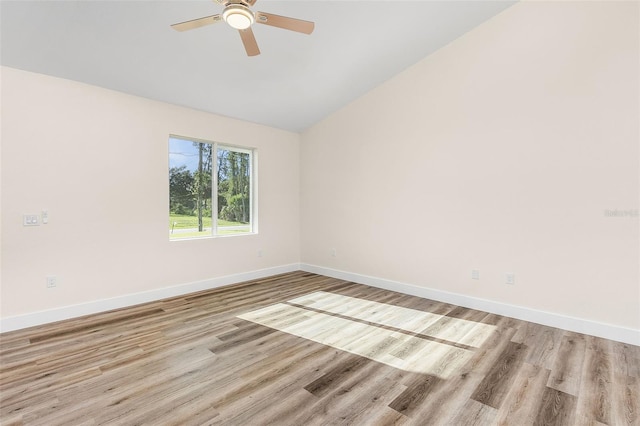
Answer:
[1,1,516,132]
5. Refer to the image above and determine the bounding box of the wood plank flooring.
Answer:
[1,271,639,425]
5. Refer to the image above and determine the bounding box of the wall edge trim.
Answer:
[0,263,301,333]
[300,263,640,346]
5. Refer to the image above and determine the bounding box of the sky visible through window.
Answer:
[169,136,200,171]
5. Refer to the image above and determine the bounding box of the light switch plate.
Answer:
[23,214,39,226]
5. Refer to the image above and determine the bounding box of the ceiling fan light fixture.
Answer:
[223,5,254,30]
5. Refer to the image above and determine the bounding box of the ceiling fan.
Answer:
[171,0,315,57]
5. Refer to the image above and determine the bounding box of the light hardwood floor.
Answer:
[1,271,639,425]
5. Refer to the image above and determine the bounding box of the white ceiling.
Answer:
[1,1,516,132]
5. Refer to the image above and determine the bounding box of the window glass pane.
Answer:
[169,136,255,240]
[217,148,252,235]
[169,137,213,239]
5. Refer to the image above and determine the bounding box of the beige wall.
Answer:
[300,1,639,329]
[1,1,638,337]
[1,66,300,318]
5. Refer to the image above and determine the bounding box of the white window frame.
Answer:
[169,135,257,240]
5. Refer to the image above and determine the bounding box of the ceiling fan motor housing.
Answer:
[222,4,255,30]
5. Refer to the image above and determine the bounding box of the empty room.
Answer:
[1,0,638,425]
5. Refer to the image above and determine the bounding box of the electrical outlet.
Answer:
[46,276,57,288]
[257,249,263,258]
[331,248,337,257]
[472,269,480,280]
[505,273,515,285]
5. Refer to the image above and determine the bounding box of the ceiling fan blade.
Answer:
[255,12,314,34]
[245,0,258,5]
[239,28,260,56]
[171,14,222,32]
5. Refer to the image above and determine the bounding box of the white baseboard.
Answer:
[3,263,638,346]
[0,264,301,333]
[300,264,640,346]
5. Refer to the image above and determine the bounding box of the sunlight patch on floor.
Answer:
[238,292,496,379]
[288,291,495,348]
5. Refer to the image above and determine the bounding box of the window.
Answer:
[169,135,255,239]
